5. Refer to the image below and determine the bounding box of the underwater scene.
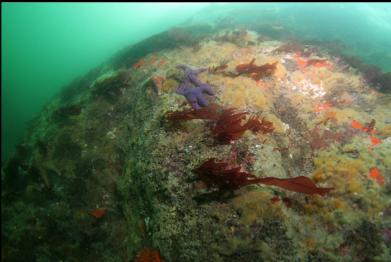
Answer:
[2,3,391,261]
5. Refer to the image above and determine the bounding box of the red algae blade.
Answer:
[257,176,334,196]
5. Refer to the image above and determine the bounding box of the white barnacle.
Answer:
[106,128,117,139]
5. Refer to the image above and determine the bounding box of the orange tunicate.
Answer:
[369,167,384,185]
[307,59,333,70]
[293,52,307,69]
[351,120,363,129]
[369,136,382,146]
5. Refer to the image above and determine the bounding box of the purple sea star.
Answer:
[176,65,216,109]
[177,64,207,86]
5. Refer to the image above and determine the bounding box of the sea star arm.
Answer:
[199,83,216,96]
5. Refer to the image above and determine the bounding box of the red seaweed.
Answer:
[211,109,272,144]
[257,176,333,196]
[235,59,278,80]
[194,158,333,195]
[248,117,274,134]
[194,158,260,190]
[166,105,273,144]
[209,62,228,73]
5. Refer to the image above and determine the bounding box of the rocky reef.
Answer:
[2,23,391,262]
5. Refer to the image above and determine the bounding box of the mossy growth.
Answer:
[343,220,387,261]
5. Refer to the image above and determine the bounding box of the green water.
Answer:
[2,3,391,162]
[1,3,209,162]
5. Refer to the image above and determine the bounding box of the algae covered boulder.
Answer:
[2,22,391,262]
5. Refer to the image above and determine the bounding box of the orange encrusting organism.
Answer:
[293,52,333,70]
[369,136,382,146]
[314,101,333,113]
[369,167,384,185]
[293,52,308,69]
[351,119,363,129]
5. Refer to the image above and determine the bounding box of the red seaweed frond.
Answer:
[209,61,229,74]
[250,62,278,81]
[235,58,277,80]
[165,103,223,121]
[165,105,273,144]
[212,109,274,144]
[235,58,256,73]
[194,159,334,195]
[194,158,259,190]
[257,176,334,196]
[212,108,252,143]
[245,117,274,134]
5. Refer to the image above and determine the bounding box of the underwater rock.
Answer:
[92,73,127,103]
[53,133,82,160]
[341,54,391,93]
[374,72,391,93]
[343,220,383,261]
[52,104,82,124]
[3,22,391,262]
[273,42,306,54]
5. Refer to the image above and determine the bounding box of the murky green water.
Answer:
[1,3,209,162]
